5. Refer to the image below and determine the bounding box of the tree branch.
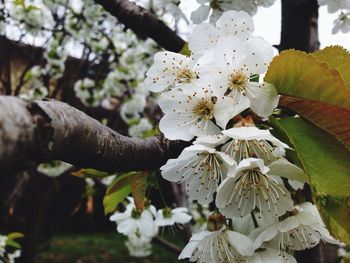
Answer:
[0,96,188,174]
[94,0,185,52]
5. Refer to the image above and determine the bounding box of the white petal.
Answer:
[216,10,254,40]
[189,118,221,137]
[245,82,279,117]
[250,225,278,250]
[117,220,137,235]
[188,23,220,58]
[191,5,210,24]
[194,134,229,147]
[237,36,274,75]
[213,35,246,71]
[173,212,192,224]
[226,231,254,256]
[159,113,195,141]
[214,95,250,128]
[268,159,308,183]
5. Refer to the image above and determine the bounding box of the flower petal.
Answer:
[245,81,279,117]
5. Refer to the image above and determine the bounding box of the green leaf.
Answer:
[279,96,350,149]
[313,46,350,88]
[103,185,131,215]
[316,195,350,244]
[265,49,350,109]
[7,232,24,240]
[270,117,350,196]
[6,240,21,249]
[103,172,142,214]
[72,168,111,179]
[131,172,149,211]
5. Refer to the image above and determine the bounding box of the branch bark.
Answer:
[0,96,188,174]
[94,0,186,52]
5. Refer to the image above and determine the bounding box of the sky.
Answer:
[180,0,350,51]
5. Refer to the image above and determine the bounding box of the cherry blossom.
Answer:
[161,143,235,205]
[179,226,253,262]
[145,52,199,92]
[216,158,307,218]
[155,207,192,226]
[318,0,350,13]
[158,87,239,141]
[250,202,340,252]
[109,199,158,238]
[197,35,278,118]
[221,126,289,164]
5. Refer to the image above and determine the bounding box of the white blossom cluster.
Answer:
[19,66,47,100]
[73,29,157,137]
[133,0,188,28]
[0,235,21,263]
[44,36,69,80]
[0,3,6,36]
[109,197,191,257]
[191,0,277,24]
[145,10,340,262]
[8,0,54,35]
[318,0,350,33]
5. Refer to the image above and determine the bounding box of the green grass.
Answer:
[34,233,188,263]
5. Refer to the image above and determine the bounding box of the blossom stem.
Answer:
[152,236,182,255]
[251,212,259,228]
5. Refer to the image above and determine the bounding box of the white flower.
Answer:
[8,250,21,263]
[221,126,289,164]
[128,118,153,137]
[74,78,100,106]
[103,70,127,97]
[125,234,153,258]
[190,0,276,24]
[161,144,234,205]
[155,207,192,226]
[19,86,48,100]
[198,35,278,118]
[145,51,199,92]
[216,158,307,218]
[152,0,188,23]
[158,87,239,141]
[256,0,277,8]
[179,227,253,262]
[0,235,7,257]
[318,0,350,13]
[37,161,72,177]
[191,4,211,24]
[10,3,54,35]
[109,199,158,238]
[120,94,147,123]
[189,10,254,57]
[247,248,296,263]
[333,12,350,34]
[191,0,256,24]
[250,202,340,252]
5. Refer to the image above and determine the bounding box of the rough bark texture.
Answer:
[95,0,185,52]
[0,96,188,174]
[279,0,320,52]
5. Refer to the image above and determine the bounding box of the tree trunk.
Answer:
[279,0,320,52]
